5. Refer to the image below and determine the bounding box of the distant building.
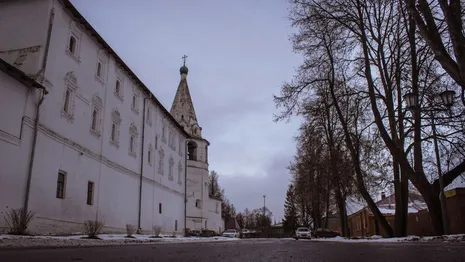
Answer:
[347,180,465,237]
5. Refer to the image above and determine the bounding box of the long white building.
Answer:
[0,0,222,235]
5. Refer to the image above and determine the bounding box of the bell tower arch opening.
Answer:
[187,141,198,161]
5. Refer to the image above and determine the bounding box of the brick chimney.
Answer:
[381,192,386,200]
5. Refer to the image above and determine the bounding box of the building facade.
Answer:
[0,0,190,235]
[170,62,224,233]
[347,188,465,237]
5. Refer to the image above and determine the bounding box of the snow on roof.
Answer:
[346,197,367,216]
[346,192,429,217]
[445,175,465,191]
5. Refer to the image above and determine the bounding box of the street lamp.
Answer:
[403,90,456,235]
[403,92,418,110]
[439,90,455,107]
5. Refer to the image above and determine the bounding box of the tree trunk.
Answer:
[400,169,409,236]
[416,184,443,235]
[393,161,408,237]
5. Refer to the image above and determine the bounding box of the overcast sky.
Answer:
[71,0,303,222]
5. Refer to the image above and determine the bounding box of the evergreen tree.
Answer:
[282,184,298,232]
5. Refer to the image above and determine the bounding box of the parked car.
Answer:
[222,229,240,238]
[186,229,202,237]
[294,227,312,240]
[313,228,341,238]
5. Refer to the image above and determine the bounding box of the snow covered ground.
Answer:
[304,234,465,243]
[0,234,239,249]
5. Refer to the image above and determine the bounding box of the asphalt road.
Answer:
[1,239,465,262]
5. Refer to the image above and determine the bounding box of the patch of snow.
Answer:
[0,234,239,249]
[306,234,465,243]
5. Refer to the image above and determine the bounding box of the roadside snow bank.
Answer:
[307,234,465,243]
[0,234,239,249]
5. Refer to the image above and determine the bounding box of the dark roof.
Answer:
[0,59,46,91]
[59,0,190,138]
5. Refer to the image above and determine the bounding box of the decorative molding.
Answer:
[158,148,165,175]
[75,92,90,105]
[168,156,174,181]
[111,109,121,123]
[0,129,21,146]
[129,123,138,136]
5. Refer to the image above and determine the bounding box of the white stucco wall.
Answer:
[0,70,38,233]
[0,0,52,75]
[0,0,187,235]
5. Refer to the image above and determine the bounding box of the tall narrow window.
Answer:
[178,162,183,185]
[168,157,174,181]
[130,135,135,153]
[147,107,151,123]
[175,220,178,231]
[87,181,94,205]
[129,123,139,156]
[96,62,102,77]
[69,36,76,54]
[115,80,120,95]
[159,203,162,214]
[91,109,98,131]
[63,89,71,114]
[56,171,66,199]
[132,94,136,109]
[148,147,152,165]
[111,109,121,146]
[155,136,158,149]
[111,123,116,142]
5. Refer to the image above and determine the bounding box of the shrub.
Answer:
[83,220,104,239]
[126,224,136,237]
[3,208,35,235]
[152,225,162,237]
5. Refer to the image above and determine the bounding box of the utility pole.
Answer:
[263,195,266,216]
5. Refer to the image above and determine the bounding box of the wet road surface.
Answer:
[1,238,464,262]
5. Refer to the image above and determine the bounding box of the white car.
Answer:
[295,227,312,240]
[222,229,239,238]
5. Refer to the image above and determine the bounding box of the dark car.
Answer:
[313,228,341,238]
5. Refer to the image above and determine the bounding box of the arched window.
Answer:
[187,141,198,160]
[69,36,76,54]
